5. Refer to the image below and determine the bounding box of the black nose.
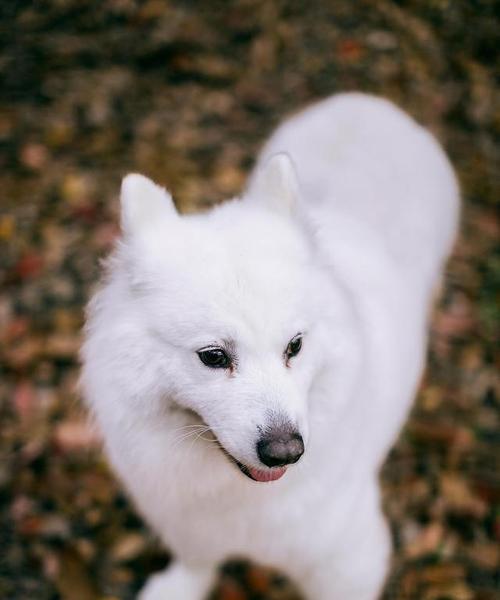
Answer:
[257,430,304,468]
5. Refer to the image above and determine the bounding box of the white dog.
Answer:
[81,93,459,599]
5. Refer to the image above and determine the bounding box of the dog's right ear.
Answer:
[120,173,178,236]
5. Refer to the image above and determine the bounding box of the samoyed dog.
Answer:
[81,93,459,599]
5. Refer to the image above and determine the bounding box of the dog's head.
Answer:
[91,155,359,483]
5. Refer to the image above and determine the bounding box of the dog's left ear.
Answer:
[246,153,300,216]
[120,173,178,237]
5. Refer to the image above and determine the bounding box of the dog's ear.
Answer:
[247,153,300,216]
[120,173,178,236]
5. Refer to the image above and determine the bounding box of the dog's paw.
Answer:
[137,563,214,600]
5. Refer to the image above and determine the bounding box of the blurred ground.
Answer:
[0,1,498,599]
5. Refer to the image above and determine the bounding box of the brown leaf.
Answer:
[54,548,99,600]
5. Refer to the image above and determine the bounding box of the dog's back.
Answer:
[255,93,459,287]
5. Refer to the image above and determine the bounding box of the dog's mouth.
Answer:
[171,405,288,483]
[222,449,288,483]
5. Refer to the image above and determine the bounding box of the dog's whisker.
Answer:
[170,424,210,434]
[171,425,210,437]
[169,423,241,450]
[172,428,211,442]
[170,427,213,449]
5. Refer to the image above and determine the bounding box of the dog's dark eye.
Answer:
[197,347,231,369]
[285,334,302,363]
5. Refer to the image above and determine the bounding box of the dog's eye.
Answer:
[285,334,302,363]
[197,347,232,369]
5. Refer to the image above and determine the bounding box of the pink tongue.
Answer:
[248,466,287,482]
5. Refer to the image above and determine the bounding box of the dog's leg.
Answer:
[138,562,216,600]
[296,509,391,600]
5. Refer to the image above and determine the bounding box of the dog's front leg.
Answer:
[138,561,217,600]
[297,508,391,600]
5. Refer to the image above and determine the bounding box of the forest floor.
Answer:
[0,1,498,599]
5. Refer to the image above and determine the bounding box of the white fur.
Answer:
[81,93,459,599]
